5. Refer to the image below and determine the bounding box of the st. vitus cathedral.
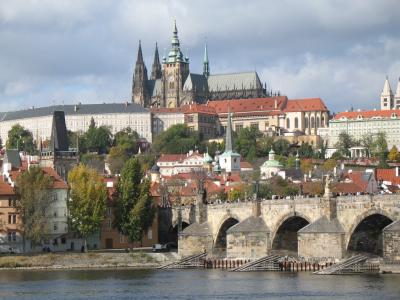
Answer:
[132,21,272,108]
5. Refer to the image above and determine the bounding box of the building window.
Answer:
[189,126,194,131]
[8,214,17,224]
[305,118,309,129]
[311,116,315,128]
[186,115,194,123]
[250,123,259,130]
[108,219,112,229]
[53,223,58,231]
[119,233,125,243]
[294,117,299,129]
[316,116,320,128]
[8,231,17,242]
[264,122,270,130]
[286,118,290,129]
[147,228,153,240]
[235,124,243,131]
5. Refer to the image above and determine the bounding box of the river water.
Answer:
[0,269,399,300]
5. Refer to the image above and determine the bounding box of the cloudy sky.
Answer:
[1,0,399,113]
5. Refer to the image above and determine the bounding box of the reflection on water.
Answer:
[0,269,399,300]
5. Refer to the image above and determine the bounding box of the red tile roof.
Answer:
[0,176,15,195]
[149,107,185,114]
[181,103,216,115]
[284,98,328,112]
[8,166,68,189]
[376,168,400,185]
[207,97,287,114]
[157,152,203,163]
[332,182,363,194]
[333,109,400,120]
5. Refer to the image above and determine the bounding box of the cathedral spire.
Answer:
[225,106,233,152]
[203,43,210,77]
[382,76,393,96]
[395,77,400,98]
[132,40,149,106]
[151,42,162,80]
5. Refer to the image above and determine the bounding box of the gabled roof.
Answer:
[0,176,15,195]
[207,96,287,114]
[207,71,262,92]
[383,220,400,232]
[183,73,207,92]
[284,98,328,112]
[299,216,345,233]
[180,222,212,236]
[181,103,216,115]
[227,216,269,233]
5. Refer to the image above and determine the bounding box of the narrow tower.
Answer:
[394,77,400,110]
[150,43,162,80]
[219,107,241,173]
[381,76,394,110]
[162,21,190,108]
[203,43,210,77]
[132,41,150,106]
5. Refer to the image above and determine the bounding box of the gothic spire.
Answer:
[137,40,144,64]
[132,40,149,105]
[225,106,233,152]
[151,42,162,80]
[203,43,210,77]
[395,77,400,98]
[382,76,393,96]
[166,20,186,64]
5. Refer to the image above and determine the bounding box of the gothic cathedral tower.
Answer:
[161,21,190,108]
[132,41,150,106]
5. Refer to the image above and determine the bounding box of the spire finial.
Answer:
[203,42,210,77]
[225,104,233,152]
[174,19,177,34]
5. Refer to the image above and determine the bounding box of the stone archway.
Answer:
[272,215,310,254]
[214,217,239,254]
[347,213,393,256]
[168,221,190,244]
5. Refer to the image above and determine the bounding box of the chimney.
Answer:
[274,99,277,109]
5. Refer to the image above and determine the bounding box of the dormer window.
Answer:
[340,117,347,121]
[357,115,363,120]
[391,113,397,118]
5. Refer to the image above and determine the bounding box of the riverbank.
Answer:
[0,251,179,270]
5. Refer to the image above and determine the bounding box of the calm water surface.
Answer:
[0,269,399,300]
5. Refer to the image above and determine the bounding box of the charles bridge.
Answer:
[167,193,400,261]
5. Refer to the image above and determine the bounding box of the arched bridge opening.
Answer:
[348,213,393,256]
[169,222,190,245]
[272,216,309,254]
[214,218,239,255]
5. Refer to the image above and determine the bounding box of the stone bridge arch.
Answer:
[270,212,312,253]
[213,215,240,255]
[346,209,395,255]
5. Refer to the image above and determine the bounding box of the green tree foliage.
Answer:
[83,118,112,154]
[114,158,155,244]
[257,183,272,199]
[335,132,353,157]
[330,151,344,160]
[273,139,290,156]
[6,124,36,154]
[298,143,314,158]
[372,132,388,157]
[360,134,374,157]
[256,136,274,157]
[106,146,127,175]
[286,156,296,168]
[300,159,313,175]
[152,124,202,154]
[68,164,107,250]
[206,141,224,157]
[15,166,53,246]
[114,127,139,156]
[234,127,263,162]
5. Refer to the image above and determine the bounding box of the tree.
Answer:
[388,145,398,161]
[68,164,107,251]
[83,118,112,154]
[114,157,155,245]
[106,146,127,175]
[360,134,374,158]
[273,139,290,156]
[322,159,337,172]
[234,127,263,162]
[300,159,313,175]
[372,132,388,157]
[15,166,53,248]
[256,136,274,157]
[114,127,139,156]
[6,124,36,154]
[335,132,353,157]
[298,143,314,158]
[286,156,296,168]
[152,124,202,154]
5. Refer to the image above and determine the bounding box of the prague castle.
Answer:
[132,22,268,108]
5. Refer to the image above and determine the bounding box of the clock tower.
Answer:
[162,21,190,108]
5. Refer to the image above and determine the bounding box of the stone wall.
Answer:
[178,235,213,257]
[383,231,400,261]
[226,232,269,259]
[298,232,345,259]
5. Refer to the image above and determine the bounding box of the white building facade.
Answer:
[0,103,153,144]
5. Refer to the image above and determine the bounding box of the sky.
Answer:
[0,0,400,114]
